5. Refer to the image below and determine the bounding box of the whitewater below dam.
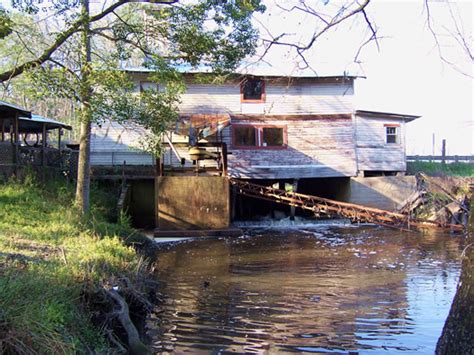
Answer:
[148,224,463,354]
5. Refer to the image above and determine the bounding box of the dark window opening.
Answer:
[242,78,264,101]
[262,127,284,147]
[234,126,257,147]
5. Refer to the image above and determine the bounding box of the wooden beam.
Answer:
[221,142,228,176]
[13,113,19,166]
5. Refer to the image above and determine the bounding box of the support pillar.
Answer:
[231,185,237,221]
[156,158,163,176]
[58,128,62,151]
[41,123,46,166]
[290,179,299,221]
[221,143,228,176]
[13,114,19,167]
[278,180,285,190]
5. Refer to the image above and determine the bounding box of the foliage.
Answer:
[0,178,149,353]
[407,161,474,177]
[0,0,265,157]
[0,8,12,39]
[150,0,264,72]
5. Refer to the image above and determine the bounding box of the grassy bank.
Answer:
[0,178,151,353]
[407,161,474,177]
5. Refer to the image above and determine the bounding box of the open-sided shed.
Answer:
[0,100,72,171]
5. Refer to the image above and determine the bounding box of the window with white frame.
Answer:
[385,125,399,144]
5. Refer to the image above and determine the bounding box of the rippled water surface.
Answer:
[148,226,463,354]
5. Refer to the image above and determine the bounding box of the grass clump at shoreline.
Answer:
[0,178,152,354]
[407,161,474,177]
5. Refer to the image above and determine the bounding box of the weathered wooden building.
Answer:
[89,72,420,232]
[91,72,419,178]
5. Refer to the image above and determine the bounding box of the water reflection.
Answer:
[148,226,462,354]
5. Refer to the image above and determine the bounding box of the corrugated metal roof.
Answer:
[356,109,421,122]
[0,100,31,117]
[19,114,72,130]
[121,66,362,80]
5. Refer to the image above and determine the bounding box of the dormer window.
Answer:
[241,77,265,103]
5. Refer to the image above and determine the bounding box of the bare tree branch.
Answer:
[424,0,472,77]
[261,0,372,61]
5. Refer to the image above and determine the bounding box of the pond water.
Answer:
[148,225,463,354]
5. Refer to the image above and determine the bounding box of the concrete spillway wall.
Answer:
[347,176,417,211]
[156,176,230,230]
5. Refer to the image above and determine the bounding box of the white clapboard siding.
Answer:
[355,115,406,171]
[264,82,354,115]
[160,80,354,115]
[179,84,241,114]
[90,120,154,166]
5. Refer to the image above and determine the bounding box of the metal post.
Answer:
[441,139,446,165]
[431,133,435,163]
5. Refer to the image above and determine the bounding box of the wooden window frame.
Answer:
[240,77,266,103]
[139,81,159,93]
[232,124,287,150]
[385,124,400,144]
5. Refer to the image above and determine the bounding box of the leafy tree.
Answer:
[0,8,13,39]
[0,0,265,213]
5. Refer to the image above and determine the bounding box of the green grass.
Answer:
[0,178,149,353]
[407,161,474,177]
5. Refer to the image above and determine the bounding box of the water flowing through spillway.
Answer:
[148,226,463,354]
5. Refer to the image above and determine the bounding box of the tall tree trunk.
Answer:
[436,187,474,354]
[75,0,92,213]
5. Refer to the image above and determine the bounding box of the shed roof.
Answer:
[356,110,421,122]
[0,100,31,118]
[18,114,72,133]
